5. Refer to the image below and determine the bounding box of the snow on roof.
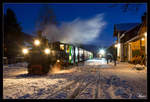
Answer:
[115,23,140,32]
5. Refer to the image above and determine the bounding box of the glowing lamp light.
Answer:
[34,40,40,46]
[44,48,50,54]
[144,32,147,37]
[57,60,60,63]
[22,48,29,54]
[115,44,118,48]
[99,49,105,55]
[118,43,120,47]
[141,38,144,41]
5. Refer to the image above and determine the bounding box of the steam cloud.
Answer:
[43,14,106,45]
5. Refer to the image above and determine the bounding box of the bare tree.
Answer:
[109,3,144,13]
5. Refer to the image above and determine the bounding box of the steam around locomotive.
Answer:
[22,32,93,75]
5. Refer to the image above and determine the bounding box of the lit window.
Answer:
[60,44,64,50]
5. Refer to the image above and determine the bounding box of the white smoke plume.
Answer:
[43,14,106,45]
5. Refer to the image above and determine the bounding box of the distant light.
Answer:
[141,37,144,41]
[99,49,105,55]
[22,48,29,54]
[44,48,50,54]
[34,40,40,46]
[60,44,64,50]
[57,60,60,63]
[69,56,72,60]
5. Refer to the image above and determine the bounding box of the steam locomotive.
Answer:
[22,32,93,75]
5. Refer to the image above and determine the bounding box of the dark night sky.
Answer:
[3,3,147,47]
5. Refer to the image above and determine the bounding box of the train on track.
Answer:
[22,32,93,75]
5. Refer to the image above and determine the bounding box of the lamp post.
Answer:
[144,32,147,66]
[114,44,117,66]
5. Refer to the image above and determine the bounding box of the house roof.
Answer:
[120,24,142,43]
[113,23,140,36]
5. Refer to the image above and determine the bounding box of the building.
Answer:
[113,13,147,65]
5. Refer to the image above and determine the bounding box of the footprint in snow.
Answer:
[5,96,13,99]
[58,80,63,83]
[18,94,30,99]
[37,88,45,95]
[55,92,67,98]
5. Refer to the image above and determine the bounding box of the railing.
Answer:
[3,57,25,65]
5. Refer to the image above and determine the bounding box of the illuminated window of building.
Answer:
[60,44,64,50]
[141,38,145,46]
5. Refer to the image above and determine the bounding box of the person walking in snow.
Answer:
[113,56,117,66]
[113,48,117,66]
[106,54,110,64]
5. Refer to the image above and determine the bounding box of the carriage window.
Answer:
[60,44,64,50]
[66,45,69,53]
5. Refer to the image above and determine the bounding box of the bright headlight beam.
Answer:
[44,48,50,54]
[22,48,29,54]
[34,40,40,46]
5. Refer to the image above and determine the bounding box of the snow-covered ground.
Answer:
[3,59,147,99]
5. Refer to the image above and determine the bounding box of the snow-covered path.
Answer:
[3,59,147,99]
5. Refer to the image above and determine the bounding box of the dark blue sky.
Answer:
[3,3,147,47]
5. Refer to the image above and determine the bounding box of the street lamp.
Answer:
[114,44,117,66]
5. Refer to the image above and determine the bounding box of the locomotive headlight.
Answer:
[34,40,40,46]
[44,48,50,54]
[22,48,29,54]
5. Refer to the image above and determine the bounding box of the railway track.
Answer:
[31,75,82,99]
[45,72,98,99]
[73,71,100,99]
[68,77,96,99]
[28,68,101,99]
[94,71,100,98]
[46,76,83,99]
